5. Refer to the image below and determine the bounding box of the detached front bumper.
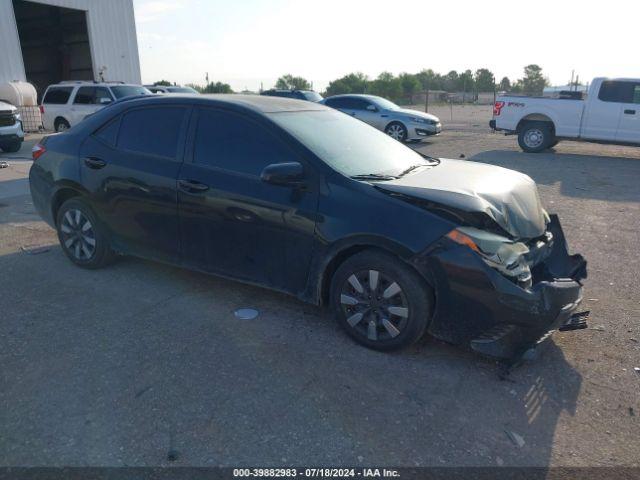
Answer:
[413,215,588,360]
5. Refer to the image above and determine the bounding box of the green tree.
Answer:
[458,69,475,92]
[474,69,495,92]
[498,77,511,92]
[415,69,442,91]
[275,74,311,90]
[520,64,548,95]
[369,72,403,101]
[442,70,459,92]
[399,73,421,102]
[153,80,172,86]
[201,81,233,94]
[324,72,369,96]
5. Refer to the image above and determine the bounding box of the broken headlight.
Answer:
[446,227,532,288]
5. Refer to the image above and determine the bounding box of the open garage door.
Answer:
[12,0,94,99]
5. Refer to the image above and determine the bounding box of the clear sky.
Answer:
[133,0,636,92]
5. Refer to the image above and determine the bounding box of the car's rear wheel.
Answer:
[385,122,408,142]
[330,250,432,351]
[56,198,115,269]
[54,118,70,133]
[518,121,553,153]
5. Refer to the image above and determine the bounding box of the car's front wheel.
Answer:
[0,141,21,153]
[56,198,115,269]
[330,250,432,351]
[384,122,408,142]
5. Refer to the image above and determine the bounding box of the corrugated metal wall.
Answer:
[0,0,141,84]
[0,0,26,82]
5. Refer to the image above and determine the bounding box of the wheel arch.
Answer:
[54,116,70,128]
[517,114,556,135]
[50,184,88,225]
[315,236,423,306]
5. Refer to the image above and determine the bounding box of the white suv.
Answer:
[40,82,151,132]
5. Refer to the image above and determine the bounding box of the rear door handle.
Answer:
[84,157,106,169]
[624,109,636,115]
[178,179,209,193]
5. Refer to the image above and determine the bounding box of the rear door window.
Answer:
[73,87,96,104]
[42,87,73,104]
[598,81,635,103]
[117,106,187,159]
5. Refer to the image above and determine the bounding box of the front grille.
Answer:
[0,112,16,127]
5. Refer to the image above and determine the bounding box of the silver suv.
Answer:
[321,94,441,142]
[41,81,151,132]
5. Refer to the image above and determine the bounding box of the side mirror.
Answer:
[366,104,377,112]
[99,97,112,105]
[260,162,305,187]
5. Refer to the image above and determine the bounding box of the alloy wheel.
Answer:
[59,209,96,260]
[386,124,406,140]
[339,269,409,342]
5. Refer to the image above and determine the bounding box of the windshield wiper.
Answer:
[350,173,398,181]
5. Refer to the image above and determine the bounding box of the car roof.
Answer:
[47,82,141,88]
[325,94,379,100]
[112,94,328,113]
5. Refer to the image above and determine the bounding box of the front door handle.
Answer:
[178,179,209,193]
[84,157,106,169]
[624,109,636,115]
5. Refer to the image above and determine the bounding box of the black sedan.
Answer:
[29,94,588,360]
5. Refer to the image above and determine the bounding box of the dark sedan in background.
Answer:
[29,94,587,360]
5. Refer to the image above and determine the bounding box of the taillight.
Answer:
[39,105,44,115]
[493,101,505,116]
[32,143,46,160]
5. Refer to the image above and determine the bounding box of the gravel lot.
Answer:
[1,106,638,468]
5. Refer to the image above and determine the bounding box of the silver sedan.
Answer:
[321,94,441,142]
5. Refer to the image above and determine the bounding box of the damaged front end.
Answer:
[412,214,588,361]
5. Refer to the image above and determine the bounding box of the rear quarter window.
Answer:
[43,87,73,104]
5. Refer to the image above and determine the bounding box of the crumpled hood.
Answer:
[377,158,547,239]
[395,108,439,122]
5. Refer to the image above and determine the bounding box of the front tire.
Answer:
[385,122,408,142]
[330,250,433,351]
[0,141,21,153]
[56,198,115,269]
[518,122,553,153]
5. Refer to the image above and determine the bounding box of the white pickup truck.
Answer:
[490,77,640,152]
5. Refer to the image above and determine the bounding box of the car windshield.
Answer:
[302,91,323,102]
[110,86,152,99]
[269,110,434,178]
[167,87,198,93]
[370,96,400,110]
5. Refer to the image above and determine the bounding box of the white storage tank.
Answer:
[0,81,38,106]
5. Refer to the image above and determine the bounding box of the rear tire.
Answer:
[54,118,70,133]
[518,121,553,153]
[56,198,115,269]
[330,249,433,351]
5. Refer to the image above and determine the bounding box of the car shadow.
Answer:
[469,149,640,203]
[0,245,582,467]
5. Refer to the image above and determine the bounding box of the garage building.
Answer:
[0,0,141,98]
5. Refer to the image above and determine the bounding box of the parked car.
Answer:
[145,85,199,94]
[261,89,323,102]
[40,81,152,132]
[491,77,640,152]
[321,94,441,142]
[0,100,24,153]
[29,95,588,360]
